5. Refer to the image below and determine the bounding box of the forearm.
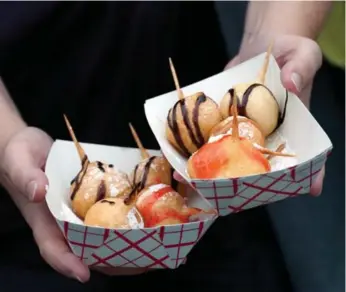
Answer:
[243,1,333,41]
[0,78,26,153]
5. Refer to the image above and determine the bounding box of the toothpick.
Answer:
[259,147,295,158]
[169,57,184,100]
[257,40,274,84]
[267,143,286,160]
[63,115,87,163]
[129,123,150,159]
[231,97,240,140]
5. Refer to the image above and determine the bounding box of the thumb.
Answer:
[31,202,90,282]
[280,38,322,97]
[173,171,188,184]
[1,127,53,202]
[224,54,241,70]
[310,166,325,197]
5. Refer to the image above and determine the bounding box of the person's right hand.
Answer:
[0,127,90,282]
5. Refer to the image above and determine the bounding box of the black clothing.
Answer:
[0,2,291,291]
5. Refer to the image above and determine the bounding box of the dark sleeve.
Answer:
[0,2,60,71]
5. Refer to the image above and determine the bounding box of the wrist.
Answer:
[0,115,27,155]
[243,1,332,41]
[0,118,26,186]
[0,79,27,155]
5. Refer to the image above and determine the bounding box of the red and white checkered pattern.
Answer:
[188,150,331,216]
[57,216,216,269]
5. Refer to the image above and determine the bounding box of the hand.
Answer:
[226,34,324,196]
[0,126,147,280]
[0,127,90,282]
[175,35,325,196]
[226,34,322,108]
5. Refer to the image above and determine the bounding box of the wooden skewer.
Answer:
[129,123,150,160]
[231,96,240,140]
[257,40,274,84]
[63,114,87,163]
[267,143,286,160]
[259,147,295,158]
[169,57,184,100]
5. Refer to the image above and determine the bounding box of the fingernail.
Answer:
[45,184,49,192]
[291,72,302,92]
[310,168,325,196]
[76,276,85,283]
[27,181,37,201]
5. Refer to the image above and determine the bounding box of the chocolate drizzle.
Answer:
[96,180,106,201]
[101,199,115,205]
[70,157,109,202]
[193,94,207,146]
[228,83,288,133]
[167,93,207,156]
[227,86,252,116]
[97,161,105,172]
[181,99,200,148]
[70,174,78,185]
[70,155,89,201]
[133,164,139,186]
[275,89,289,131]
[167,103,190,157]
[124,183,140,205]
[139,156,156,190]
[124,156,156,205]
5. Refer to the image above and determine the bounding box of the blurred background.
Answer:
[216,2,345,292]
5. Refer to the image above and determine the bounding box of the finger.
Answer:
[2,127,52,202]
[173,171,188,184]
[224,55,241,70]
[280,38,322,96]
[310,166,325,197]
[32,202,90,282]
[15,168,48,202]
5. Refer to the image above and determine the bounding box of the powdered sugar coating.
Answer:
[75,162,132,201]
[131,157,170,185]
[208,116,257,144]
[127,207,144,228]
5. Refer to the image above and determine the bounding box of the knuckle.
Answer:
[305,39,323,71]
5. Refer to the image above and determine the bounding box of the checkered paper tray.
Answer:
[45,140,217,269]
[144,53,333,216]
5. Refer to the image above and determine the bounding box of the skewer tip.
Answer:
[129,122,150,160]
[63,114,86,163]
[258,39,275,84]
[168,57,184,100]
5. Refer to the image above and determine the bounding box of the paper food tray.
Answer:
[144,53,333,216]
[45,140,217,269]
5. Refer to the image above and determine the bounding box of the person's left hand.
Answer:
[175,34,325,196]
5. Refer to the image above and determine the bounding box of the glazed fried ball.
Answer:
[220,83,280,137]
[84,197,144,229]
[70,161,132,220]
[131,156,172,189]
[209,115,265,147]
[166,92,222,157]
